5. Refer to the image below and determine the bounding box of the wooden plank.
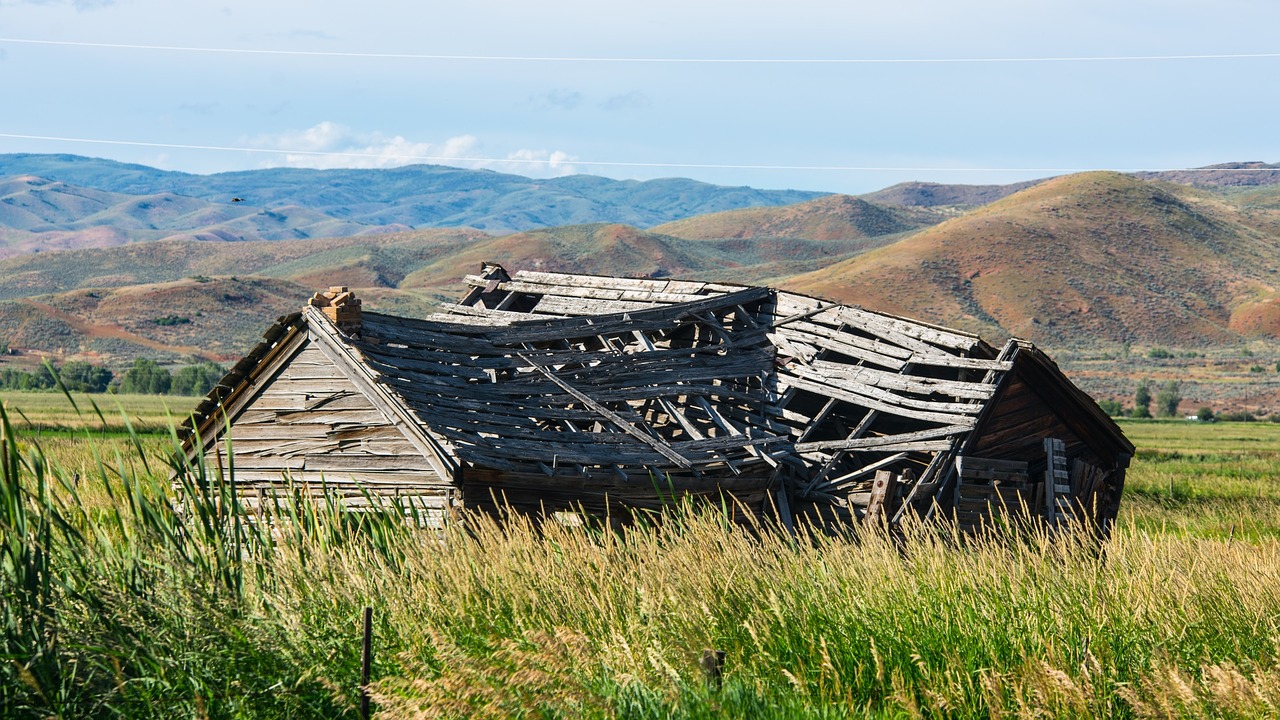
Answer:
[788,366,984,415]
[781,375,978,427]
[796,424,971,452]
[517,352,694,470]
[807,359,997,401]
[532,294,654,315]
[492,279,710,305]
[908,355,1014,371]
[793,296,981,351]
[825,453,910,491]
[780,321,912,363]
[511,270,712,295]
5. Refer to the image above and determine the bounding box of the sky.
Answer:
[1,0,1279,194]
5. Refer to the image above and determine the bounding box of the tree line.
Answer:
[0,359,225,396]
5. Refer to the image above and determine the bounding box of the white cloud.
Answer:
[250,122,578,177]
[489,148,579,176]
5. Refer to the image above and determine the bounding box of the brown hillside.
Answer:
[650,194,937,241]
[0,276,441,366]
[399,224,714,292]
[784,172,1280,346]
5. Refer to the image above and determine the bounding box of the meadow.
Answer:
[3,392,1280,719]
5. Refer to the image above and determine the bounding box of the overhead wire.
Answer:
[1,37,1279,64]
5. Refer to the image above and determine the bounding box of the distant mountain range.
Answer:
[3,155,1280,370]
[0,154,826,251]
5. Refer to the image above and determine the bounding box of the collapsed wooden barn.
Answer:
[181,264,1133,533]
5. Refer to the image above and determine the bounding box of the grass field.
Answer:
[3,395,1280,719]
[0,390,197,431]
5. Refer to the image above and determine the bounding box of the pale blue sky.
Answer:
[1,0,1277,193]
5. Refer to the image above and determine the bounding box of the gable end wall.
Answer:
[203,341,456,514]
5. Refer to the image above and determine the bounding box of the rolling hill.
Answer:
[6,165,1280,385]
[0,154,827,237]
[860,180,1044,209]
[650,194,943,241]
[783,172,1280,346]
[0,175,394,256]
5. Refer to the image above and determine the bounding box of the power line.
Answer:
[2,37,1280,64]
[3,132,1275,175]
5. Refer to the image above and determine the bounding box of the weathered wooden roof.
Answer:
[183,264,1132,525]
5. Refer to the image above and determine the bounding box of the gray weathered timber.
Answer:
[183,265,1132,535]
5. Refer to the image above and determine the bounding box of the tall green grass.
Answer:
[5,401,1280,718]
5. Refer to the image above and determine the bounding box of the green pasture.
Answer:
[0,390,198,432]
[4,398,1280,719]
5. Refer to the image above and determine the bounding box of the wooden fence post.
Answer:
[360,606,373,720]
[701,649,726,689]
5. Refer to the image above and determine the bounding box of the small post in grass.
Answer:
[360,606,373,720]
[701,649,726,690]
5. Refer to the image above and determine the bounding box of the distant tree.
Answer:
[26,364,57,391]
[0,368,36,390]
[170,362,225,396]
[1148,347,1174,359]
[1196,406,1215,422]
[1096,399,1124,417]
[56,361,113,393]
[0,339,8,355]
[1132,380,1153,418]
[118,358,172,395]
[1155,380,1183,418]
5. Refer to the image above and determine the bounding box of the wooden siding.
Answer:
[966,367,1126,531]
[203,341,455,518]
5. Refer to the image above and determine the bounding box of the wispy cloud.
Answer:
[250,122,579,177]
[601,91,652,111]
[527,89,584,111]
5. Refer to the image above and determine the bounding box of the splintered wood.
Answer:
[183,263,1134,534]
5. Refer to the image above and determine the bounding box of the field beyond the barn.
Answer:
[3,392,1280,719]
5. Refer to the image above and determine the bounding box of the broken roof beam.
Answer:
[518,352,695,470]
